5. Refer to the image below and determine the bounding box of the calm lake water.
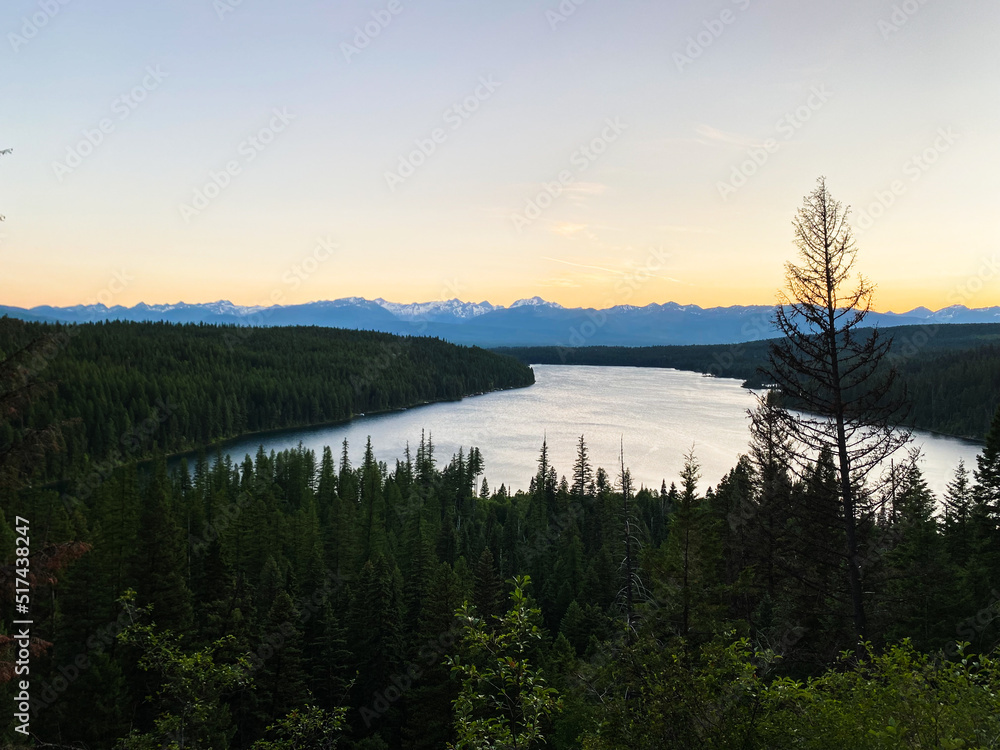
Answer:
[191,365,982,499]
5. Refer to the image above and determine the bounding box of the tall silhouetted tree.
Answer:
[764,177,910,646]
[617,442,638,638]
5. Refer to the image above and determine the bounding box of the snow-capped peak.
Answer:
[372,298,501,320]
[510,296,563,309]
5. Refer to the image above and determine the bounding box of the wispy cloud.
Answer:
[551,223,590,237]
[656,223,720,234]
[541,255,687,284]
[541,256,622,275]
[564,182,607,204]
[536,277,583,289]
[694,124,757,148]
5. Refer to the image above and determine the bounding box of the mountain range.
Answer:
[3,297,999,347]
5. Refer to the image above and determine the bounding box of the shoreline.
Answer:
[162,380,534,465]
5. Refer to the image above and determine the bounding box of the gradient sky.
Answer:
[2,0,998,311]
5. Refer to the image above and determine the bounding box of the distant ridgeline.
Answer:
[499,322,1000,442]
[0,317,534,478]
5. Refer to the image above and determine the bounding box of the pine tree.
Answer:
[130,458,193,633]
[350,555,405,712]
[963,411,1000,612]
[879,460,958,649]
[339,438,357,505]
[559,600,590,656]
[943,459,975,564]
[473,547,503,625]
[973,405,1000,516]
[360,436,387,563]
[400,562,466,750]
[317,445,338,510]
[765,177,911,646]
[401,511,438,640]
[653,450,723,642]
[251,589,310,736]
[618,444,639,637]
[467,446,484,498]
[783,450,853,665]
[572,435,594,500]
[308,600,354,711]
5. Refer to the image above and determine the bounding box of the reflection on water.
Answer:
[184,365,982,498]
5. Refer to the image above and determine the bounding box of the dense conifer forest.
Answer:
[0,318,534,480]
[3,414,1000,748]
[3,307,1000,748]
[500,322,1000,441]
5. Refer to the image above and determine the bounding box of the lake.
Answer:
[191,365,982,499]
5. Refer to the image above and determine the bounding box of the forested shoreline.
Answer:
[499,321,1000,441]
[0,318,535,483]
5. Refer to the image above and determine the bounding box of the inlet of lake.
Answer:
[188,365,982,500]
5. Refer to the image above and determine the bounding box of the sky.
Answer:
[2,0,998,312]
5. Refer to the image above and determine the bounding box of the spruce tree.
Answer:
[973,405,1000,515]
[572,435,594,500]
[130,458,193,633]
[350,555,405,714]
[943,459,975,564]
[879,461,958,649]
[473,547,503,625]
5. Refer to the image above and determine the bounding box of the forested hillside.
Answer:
[0,317,534,480]
[4,417,1000,748]
[500,322,1000,441]
[3,314,1000,747]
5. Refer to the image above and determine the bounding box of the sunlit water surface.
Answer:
[190,365,981,499]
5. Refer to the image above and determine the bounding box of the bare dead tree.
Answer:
[617,439,639,640]
[763,177,910,647]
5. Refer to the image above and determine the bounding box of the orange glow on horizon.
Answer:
[6,282,997,315]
